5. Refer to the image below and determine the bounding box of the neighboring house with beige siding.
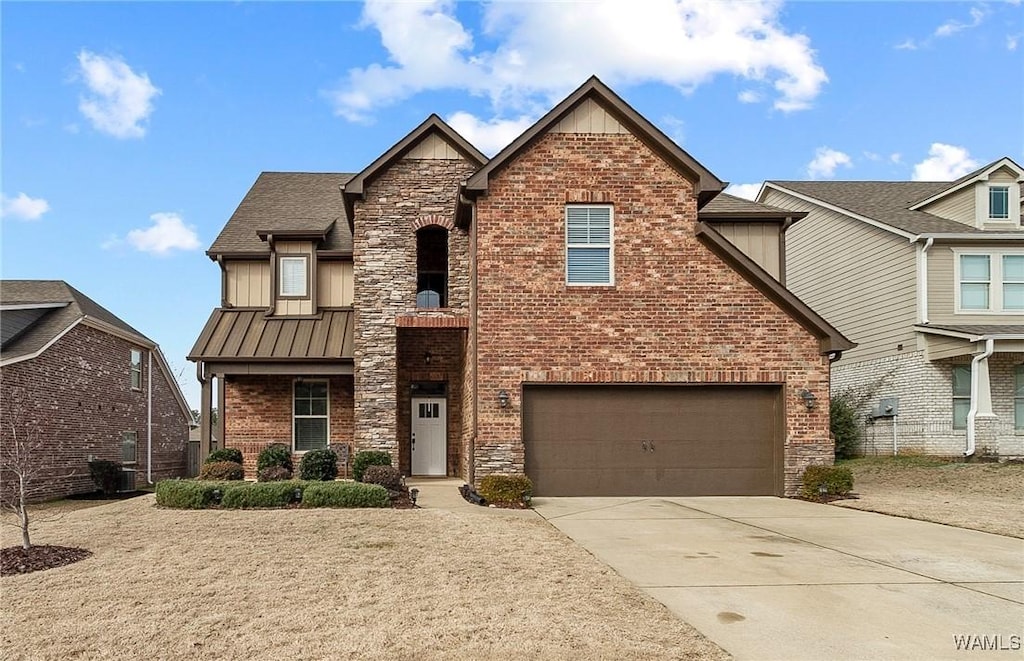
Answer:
[188,77,854,497]
[759,157,1024,458]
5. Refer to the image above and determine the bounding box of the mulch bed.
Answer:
[1,545,92,577]
[65,490,150,501]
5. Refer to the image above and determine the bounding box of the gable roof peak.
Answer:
[909,156,1024,210]
[463,76,725,207]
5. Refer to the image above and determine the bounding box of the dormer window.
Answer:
[988,186,1010,220]
[279,256,308,297]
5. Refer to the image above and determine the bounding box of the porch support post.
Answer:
[200,365,213,461]
[215,375,226,452]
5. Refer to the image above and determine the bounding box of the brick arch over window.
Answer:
[412,215,455,232]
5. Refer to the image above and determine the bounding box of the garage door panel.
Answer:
[523,385,782,497]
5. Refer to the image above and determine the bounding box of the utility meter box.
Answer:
[871,397,899,418]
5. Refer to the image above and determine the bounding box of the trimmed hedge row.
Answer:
[156,479,389,509]
[801,465,854,500]
[478,474,533,506]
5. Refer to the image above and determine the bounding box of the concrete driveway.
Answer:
[533,496,1024,661]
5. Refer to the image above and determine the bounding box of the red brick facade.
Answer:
[473,132,832,494]
[0,324,190,502]
[223,375,354,478]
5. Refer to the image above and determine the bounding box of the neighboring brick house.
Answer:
[1,281,193,501]
[761,158,1024,458]
[189,77,853,496]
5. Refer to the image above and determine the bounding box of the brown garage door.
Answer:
[523,385,782,497]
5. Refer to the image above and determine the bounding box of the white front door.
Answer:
[411,397,446,476]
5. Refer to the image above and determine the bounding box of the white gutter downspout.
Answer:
[916,237,934,324]
[147,350,154,484]
[965,338,995,458]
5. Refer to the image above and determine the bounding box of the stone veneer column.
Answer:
[352,156,479,461]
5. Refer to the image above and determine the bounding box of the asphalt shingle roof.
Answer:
[700,192,801,218]
[767,181,988,235]
[208,172,355,255]
[0,280,150,362]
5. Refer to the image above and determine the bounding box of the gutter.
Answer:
[965,338,995,458]
[147,350,154,485]
[916,237,934,324]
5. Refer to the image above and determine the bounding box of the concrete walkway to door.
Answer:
[534,496,1024,661]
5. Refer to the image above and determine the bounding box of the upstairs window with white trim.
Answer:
[956,251,1024,313]
[988,186,1010,220]
[952,365,970,430]
[130,349,143,390]
[566,205,613,286]
[293,380,328,452]
[279,256,308,297]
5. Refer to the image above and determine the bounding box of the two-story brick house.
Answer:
[762,158,1024,458]
[189,77,853,496]
[1,280,193,501]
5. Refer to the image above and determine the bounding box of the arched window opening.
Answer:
[416,226,448,308]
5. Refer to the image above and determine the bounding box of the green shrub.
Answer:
[301,481,389,508]
[221,481,302,508]
[830,391,862,460]
[362,465,402,490]
[257,465,293,482]
[299,448,338,481]
[205,448,243,465]
[478,474,533,506]
[257,443,293,474]
[88,459,123,495]
[198,461,244,481]
[801,465,854,500]
[156,480,226,509]
[352,450,392,482]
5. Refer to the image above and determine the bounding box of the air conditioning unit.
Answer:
[118,469,137,493]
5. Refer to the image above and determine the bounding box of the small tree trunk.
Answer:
[19,474,31,552]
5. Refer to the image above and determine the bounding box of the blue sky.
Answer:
[3,0,1022,407]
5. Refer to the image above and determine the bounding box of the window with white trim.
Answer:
[988,185,1010,220]
[121,431,138,464]
[566,205,613,285]
[956,251,1024,313]
[130,349,143,390]
[1015,365,1024,431]
[279,256,308,297]
[952,365,970,430]
[293,380,328,452]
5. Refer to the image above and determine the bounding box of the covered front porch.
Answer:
[188,308,356,476]
[918,324,1024,457]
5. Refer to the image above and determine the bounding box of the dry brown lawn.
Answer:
[1,496,727,660]
[834,457,1024,538]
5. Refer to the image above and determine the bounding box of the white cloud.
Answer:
[446,111,534,156]
[806,147,852,179]
[327,0,828,121]
[934,6,987,38]
[1,192,51,221]
[911,143,980,181]
[77,50,161,139]
[1008,33,1021,51]
[894,39,918,51]
[890,153,902,164]
[725,183,762,200]
[106,213,201,255]
[737,90,762,104]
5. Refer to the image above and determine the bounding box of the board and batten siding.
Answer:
[317,261,354,307]
[224,261,271,307]
[406,133,463,160]
[927,243,1024,324]
[919,185,975,226]
[764,188,918,364]
[711,222,781,280]
[275,241,314,316]
[550,98,629,134]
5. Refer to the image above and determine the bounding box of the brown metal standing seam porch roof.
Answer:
[188,308,354,362]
